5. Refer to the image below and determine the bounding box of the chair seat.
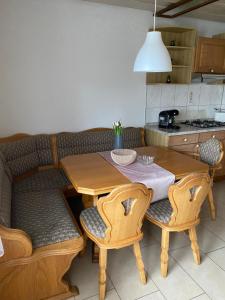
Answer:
[80,207,106,239]
[146,199,172,224]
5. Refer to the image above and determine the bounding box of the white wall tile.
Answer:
[146,85,161,108]
[160,85,175,107]
[199,85,211,106]
[145,83,225,123]
[209,85,224,105]
[187,105,199,119]
[174,85,188,106]
[145,107,161,123]
[222,86,225,106]
[187,84,201,106]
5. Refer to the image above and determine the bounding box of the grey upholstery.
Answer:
[0,157,12,227]
[56,128,143,160]
[35,134,53,166]
[80,207,106,239]
[199,138,222,166]
[146,199,172,224]
[0,137,39,177]
[13,168,71,193]
[12,189,80,248]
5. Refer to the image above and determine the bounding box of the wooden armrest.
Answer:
[0,225,32,263]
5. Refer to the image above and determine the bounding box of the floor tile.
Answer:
[202,217,225,242]
[142,244,203,300]
[197,224,225,253]
[86,289,120,300]
[146,223,190,251]
[171,246,225,300]
[68,244,113,300]
[137,291,165,300]
[107,247,158,300]
[208,247,225,271]
[191,294,211,300]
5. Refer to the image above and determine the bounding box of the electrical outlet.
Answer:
[189,91,193,104]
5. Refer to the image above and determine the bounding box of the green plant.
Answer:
[113,121,123,136]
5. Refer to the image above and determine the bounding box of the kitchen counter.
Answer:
[145,123,225,136]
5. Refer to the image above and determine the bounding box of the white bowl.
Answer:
[111,149,137,166]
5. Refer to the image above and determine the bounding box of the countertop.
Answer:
[145,123,225,136]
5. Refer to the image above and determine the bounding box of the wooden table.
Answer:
[61,146,209,261]
[61,146,209,201]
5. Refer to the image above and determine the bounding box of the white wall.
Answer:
[0,0,225,136]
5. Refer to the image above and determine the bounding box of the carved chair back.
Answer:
[168,173,210,227]
[97,183,152,244]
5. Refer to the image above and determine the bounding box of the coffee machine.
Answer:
[158,110,180,129]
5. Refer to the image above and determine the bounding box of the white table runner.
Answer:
[99,151,175,203]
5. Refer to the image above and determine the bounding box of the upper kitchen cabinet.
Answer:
[147,27,197,84]
[194,37,225,74]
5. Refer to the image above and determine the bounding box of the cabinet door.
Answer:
[194,37,225,74]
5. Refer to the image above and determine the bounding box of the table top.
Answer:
[61,146,209,196]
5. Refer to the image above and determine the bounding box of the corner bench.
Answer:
[0,127,144,300]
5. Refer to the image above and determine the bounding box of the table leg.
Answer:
[82,194,99,208]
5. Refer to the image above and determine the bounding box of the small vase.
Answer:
[114,134,123,149]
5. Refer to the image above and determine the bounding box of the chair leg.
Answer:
[189,226,200,265]
[99,248,107,300]
[161,229,170,278]
[133,242,147,284]
[207,186,216,220]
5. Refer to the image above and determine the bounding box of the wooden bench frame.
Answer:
[0,127,144,299]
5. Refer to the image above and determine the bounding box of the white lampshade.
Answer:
[134,31,172,72]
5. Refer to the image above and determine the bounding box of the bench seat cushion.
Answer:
[13,168,71,193]
[12,189,80,248]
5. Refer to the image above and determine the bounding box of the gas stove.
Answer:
[181,119,225,129]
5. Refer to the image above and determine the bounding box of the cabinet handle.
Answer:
[210,69,214,73]
[212,135,216,138]
[196,144,199,148]
[183,138,188,142]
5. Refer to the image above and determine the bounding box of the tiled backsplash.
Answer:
[146,84,225,123]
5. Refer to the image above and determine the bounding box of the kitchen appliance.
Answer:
[182,119,225,128]
[159,110,180,129]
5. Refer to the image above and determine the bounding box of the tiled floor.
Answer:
[68,181,225,300]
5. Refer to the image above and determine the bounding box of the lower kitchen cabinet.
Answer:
[145,128,225,179]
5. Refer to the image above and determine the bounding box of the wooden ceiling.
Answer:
[84,0,225,22]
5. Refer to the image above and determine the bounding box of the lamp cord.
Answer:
[153,0,157,31]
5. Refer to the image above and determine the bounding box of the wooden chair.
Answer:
[179,138,224,220]
[80,183,152,300]
[145,173,210,278]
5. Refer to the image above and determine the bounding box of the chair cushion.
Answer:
[0,157,12,227]
[35,134,53,166]
[57,128,143,160]
[80,207,106,239]
[12,189,80,248]
[0,137,39,177]
[146,199,172,224]
[199,138,222,166]
[13,168,71,193]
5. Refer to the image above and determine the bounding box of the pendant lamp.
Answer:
[133,0,172,72]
